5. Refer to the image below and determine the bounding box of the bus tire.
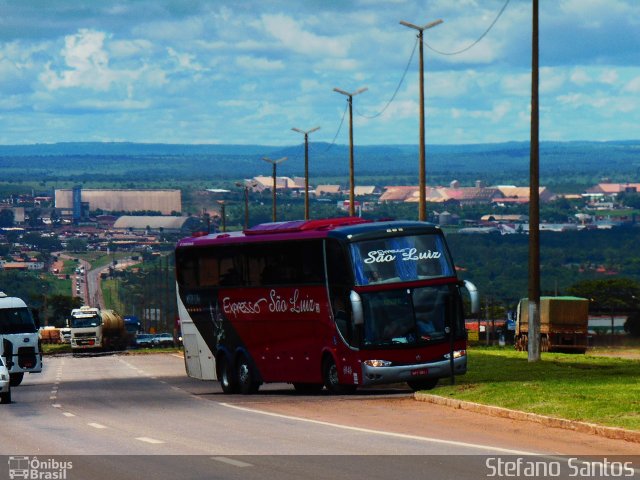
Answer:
[322,356,356,395]
[236,355,260,395]
[9,372,23,387]
[407,378,438,392]
[218,355,238,394]
[293,383,323,395]
[0,390,10,404]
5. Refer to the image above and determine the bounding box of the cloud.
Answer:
[259,14,345,58]
[40,29,121,91]
[235,55,284,71]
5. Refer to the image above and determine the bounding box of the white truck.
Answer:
[70,306,127,352]
[0,292,43,386]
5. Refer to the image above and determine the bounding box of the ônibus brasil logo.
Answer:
[8,456,72,480]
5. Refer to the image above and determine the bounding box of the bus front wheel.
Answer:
[407,378,438,392]
[236,355,260,395]
[322,357,356,395]
[218,356,238,394]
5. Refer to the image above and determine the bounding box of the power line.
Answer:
[355,37,419,119]
[314,101,348,153]
[425,0,510,56]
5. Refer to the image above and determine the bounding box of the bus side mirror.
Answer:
[462,280,480,315]
[350,291,364,326]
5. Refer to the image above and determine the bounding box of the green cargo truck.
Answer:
[515,296,589,353]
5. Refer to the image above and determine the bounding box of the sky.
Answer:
[0,0,639,146]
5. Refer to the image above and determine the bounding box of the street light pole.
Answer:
[334,87,367,217]
[235,182,254,230]
[217,200,226,232]
[400,18,443,222]
[292,126,320,220]
[262,157,287,222]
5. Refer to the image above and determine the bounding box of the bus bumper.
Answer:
[360,354,467,386]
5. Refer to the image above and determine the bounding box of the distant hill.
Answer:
[0,140,638,187]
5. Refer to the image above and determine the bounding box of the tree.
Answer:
[45,294,83,327]
[66,238,88,253]
[0,209,14,228]
[567,278,640,313]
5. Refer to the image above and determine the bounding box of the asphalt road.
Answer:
[1,353,637,480]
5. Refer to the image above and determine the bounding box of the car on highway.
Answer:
[152,333,175,348]
[1,357,11,404]
[135,334,155,349]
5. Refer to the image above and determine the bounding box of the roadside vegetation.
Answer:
[435,347,640,431]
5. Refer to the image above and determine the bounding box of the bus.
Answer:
[0,292,43,386]
[174,218,479,394]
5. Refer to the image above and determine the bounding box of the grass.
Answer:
[436,347,640,431]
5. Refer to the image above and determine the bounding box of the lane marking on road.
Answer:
[62,412,76,417]
[135,437,165,444]
[218,402,540,456]
[49,396,57,400]
[52,404,61,408]
[88,422,107,429]
[211,457,253,468]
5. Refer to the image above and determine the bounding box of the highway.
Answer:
[2,353,637,480]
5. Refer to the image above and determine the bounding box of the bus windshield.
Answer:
[360,284,463,348]
[0,307,37,334]
[350,234,454,285]
[70,314,101,328]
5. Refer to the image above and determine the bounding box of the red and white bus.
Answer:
[175,218,478,394]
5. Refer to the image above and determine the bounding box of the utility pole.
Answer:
[400,18,443,222]
[528,0,541,362]
[262,157,287,222]
[333,87,367,217]
[217,200,226,232]
[292,126,320,220]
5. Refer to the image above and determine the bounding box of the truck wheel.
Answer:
[322,356,356,395]
[236,355,260,395]
[9,372,23,387]
[218,356,238,394]
[407,379,438,392]
[0,390,11,404]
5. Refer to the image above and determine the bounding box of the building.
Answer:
[315,185,342,196]
[112,216,202,234]
[55,189,182,215]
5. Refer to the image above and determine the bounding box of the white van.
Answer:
[0,356,11,403]
[0,292,42,386]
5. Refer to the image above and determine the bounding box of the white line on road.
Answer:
[62,412,76,417]
[211,457,253,468]
[218,402,541,456]
[52,404,61,408]
[135,437,165,444]
[88,423,107,429]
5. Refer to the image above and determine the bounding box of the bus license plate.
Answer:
[411,368,428,376]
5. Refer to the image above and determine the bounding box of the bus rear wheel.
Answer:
[9,372,23,387]
[218,356,238,394]
[322,357,356,395]
[236,355,260,395]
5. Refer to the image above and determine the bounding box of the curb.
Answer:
[414,393,640,444]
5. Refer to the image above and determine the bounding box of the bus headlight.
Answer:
[363,359,392,368]
[444,349,466,360]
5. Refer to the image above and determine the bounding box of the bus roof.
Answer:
[176,218,441,249]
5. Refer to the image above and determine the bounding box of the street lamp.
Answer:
[217,200,226,232]
[235,181,257,230]
[291,126,320,220]
[262,156,288,222]
[333,87,367,217]
[400,18,443,222]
